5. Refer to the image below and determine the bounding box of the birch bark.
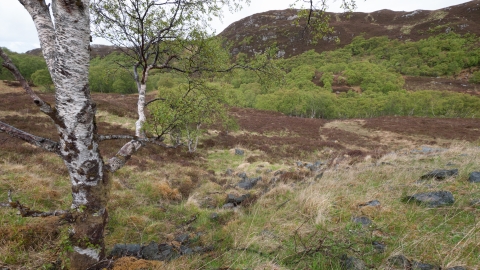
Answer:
[18,0,110,268]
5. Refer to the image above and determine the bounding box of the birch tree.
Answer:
[0,0,356,268]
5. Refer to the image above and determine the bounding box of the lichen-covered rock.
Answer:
[403,191,454,207]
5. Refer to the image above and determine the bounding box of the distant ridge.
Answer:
[219,0,480,57]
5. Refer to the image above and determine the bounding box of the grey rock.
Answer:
[411,261,440,270]
[237,172,247,179]
[225,168,233,176]
[372,241,386,253]
[470,199,480,207]
[352,216,372,226]
[226,194,237,204]
[109,243,141,258]
[445,267,467,270]
[158,243,178,261]
[468,171,480,183]
[314,172,324,180]
[314,160,325,166]
[235,149,245,155]
[210,212,219,220]
[180,246,193,255]
[340,255,367,270]
[421,169,458,180]
[175,234,189,244]
[360,200,381,207]
[141,242,160,260]
[222,203,235,209]
[226,193,250,206]
[274,170,284,176]
[238,177,261,190]
[388,255,411,268]
[296,161,304,167]
[404,191,455,207]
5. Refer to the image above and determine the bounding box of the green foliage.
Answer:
[0,48,48,83]
[31,68,53,92]
[89,53,136,94]
[469,70,480,83]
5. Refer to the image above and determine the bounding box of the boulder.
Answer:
[238,177,261,190]
[468,171,480,183]
[141,242,161,260]
[403,191,454,207]
[420,169,458,181]
[110,243,141,258]
[235,149,245,156]
[352,216,372,226]
[340,255,367,270]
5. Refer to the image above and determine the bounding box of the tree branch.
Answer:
[1,190,71,218]
[0,121,60,155]
[0,48,56,117]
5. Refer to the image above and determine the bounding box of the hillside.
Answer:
[219,0,480,58]
[0,82,479,269]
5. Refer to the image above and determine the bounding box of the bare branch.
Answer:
[105,140,144,172]
[0,48,56,117]
[1,190,70,218]
[98,134,181,148]
[145,97,166,107]
[0,121,60,155]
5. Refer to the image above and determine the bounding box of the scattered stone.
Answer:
[222,203,235,209]
[209,212,219,220]
[295,161,304,167]
[314,172,324,180]
[470,199,480,207]
[387,254,411,269]
[180,246,193,255]
[274,170,284,176]
[352,216,372,226]
[237,172,247,179]
[359,200,381,207]
[238,177,261,190]
[411,261,440,270]
[158,243,178,261]
[340,255,367,270]
[468,171,480,183]
[226,193,250,206]
[420,169,458,181]
[141,242,161,260]
[110,243,141,258]
[235,149,245,156]
[403,191,455,207]
[372,241,386,253]
[175,234,189,244]
[225,168,233,176]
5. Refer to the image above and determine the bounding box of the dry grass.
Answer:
[1,81,480,268]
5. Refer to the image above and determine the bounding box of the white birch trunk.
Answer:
[20,1,109,268]
[135,83,147,138]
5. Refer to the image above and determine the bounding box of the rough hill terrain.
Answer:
[220,0,480,58]
[1,81,480,269]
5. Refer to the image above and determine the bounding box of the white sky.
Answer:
[0,0,472,53]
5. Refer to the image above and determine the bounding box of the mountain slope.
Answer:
[219,0,480,58]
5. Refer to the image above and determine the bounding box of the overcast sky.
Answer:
[0,0,472,53]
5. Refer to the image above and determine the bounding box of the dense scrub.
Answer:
[1,32,479,118]
[222,33,480,118]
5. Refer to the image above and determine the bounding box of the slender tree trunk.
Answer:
[136,83,147,137]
